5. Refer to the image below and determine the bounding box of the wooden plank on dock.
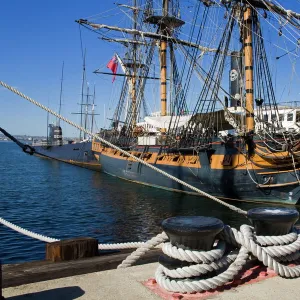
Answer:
[2,249,162,288]
[46,237,98,262]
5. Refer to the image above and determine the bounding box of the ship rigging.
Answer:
[75,0,300,204]
[2,0,300,204]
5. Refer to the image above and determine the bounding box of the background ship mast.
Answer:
[57,61,64,127]
[160,0,168,120]
[244,6,254,132]
[76,0,300,148]
[132,0,138,127]
[79,49,86,140]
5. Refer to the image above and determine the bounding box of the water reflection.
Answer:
[0,142,299,263]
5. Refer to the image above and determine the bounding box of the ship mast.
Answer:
[79,50,86,140]
[84,84,90,139]
[243,6,254,132]
[91,85,96,134]
[132,0,138,127]
[57,61,64,126]
[160,0,168,121]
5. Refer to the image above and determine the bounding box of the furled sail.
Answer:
[144,115,192,129]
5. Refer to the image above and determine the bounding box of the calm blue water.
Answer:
[0,142,299,264]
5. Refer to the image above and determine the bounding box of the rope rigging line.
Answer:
[178,11,239,148]
[0,80,246,216]
[0,216,150,250]
[166,4,209,139]
[212,0,299,57]
[110,7,159,145]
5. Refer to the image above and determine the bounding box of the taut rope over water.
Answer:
[0,80,246,215]
[0,216,152,250]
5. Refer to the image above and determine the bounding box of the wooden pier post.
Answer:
[46,237,98,262]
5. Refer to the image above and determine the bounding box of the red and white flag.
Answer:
[106,56,118,83]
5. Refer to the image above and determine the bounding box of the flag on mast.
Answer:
[106,55,118,83]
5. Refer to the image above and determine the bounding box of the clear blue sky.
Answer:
[0,0,127,137]
[1,0,300,137]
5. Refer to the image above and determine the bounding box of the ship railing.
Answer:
[32,141,65,146]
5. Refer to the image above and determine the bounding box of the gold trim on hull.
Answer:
[34,153,101,171]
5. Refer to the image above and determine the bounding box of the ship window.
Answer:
[296,112,300,122]
[271,114,276,121]
[263,114,268,122]
[279,114,284,121]
[287,113,294,121]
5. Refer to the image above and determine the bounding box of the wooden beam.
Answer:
[247,0,300,20]
[76,19,219,53]
[2,249,162,288]
[101,37,147,46]
[94,71,162,80]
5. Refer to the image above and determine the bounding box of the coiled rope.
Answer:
[121,225,300,293]
[0,80,246,216]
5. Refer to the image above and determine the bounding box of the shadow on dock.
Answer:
[3,249,162,288]
[5,286,85,300]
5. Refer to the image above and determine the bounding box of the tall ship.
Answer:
[31,62,100,171]
[75,0,300,204]
[2,0,300,204]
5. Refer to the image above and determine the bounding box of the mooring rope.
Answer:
[117,232,168,268]
[0,80,246,216]
[0,216,154,250]
[121,225,300,293]
[0,217,59,243]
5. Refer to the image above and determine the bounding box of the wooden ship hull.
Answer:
[92,140,300,205]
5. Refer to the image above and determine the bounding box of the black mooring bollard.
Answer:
[247,207,299,236]
[161,216,224,251]
[159,216,224,272]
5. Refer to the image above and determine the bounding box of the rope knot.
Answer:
[152,224,300,293]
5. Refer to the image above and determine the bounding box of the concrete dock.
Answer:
[3,262,300,300]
